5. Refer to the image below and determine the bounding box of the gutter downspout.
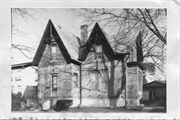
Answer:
[124,54,130,108]
[78,64,82,108]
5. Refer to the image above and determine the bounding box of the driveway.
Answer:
[141,100,166,112]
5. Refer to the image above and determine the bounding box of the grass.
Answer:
[143,100,156,106]
[61,107,141,113]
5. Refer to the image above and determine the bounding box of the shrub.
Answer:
[53,100,73,111]
[11,92,24,111]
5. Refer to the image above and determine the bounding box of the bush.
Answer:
[53,100,73,111]
[11,92,24,111]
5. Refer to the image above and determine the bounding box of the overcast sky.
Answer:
[12,8,86,64]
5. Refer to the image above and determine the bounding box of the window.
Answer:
[101,69,108,91]
[51,75,57,97]
[15,76,21,81]
[91,70,99,91]
[92,81,98,91]
[63,81,72,97]
[51,43,57,60]
[35,70,38,82]
[17,85,21,91]
[51,70,58,97]
[17,70,21,72]
[45,81,50,89]
[93,44,103,62]
[12,86,14,91]
[72,73,78,87]
[96,53,103,62]
[52,76,57,91]
[51,45,56,54]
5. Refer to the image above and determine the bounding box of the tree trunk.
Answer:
[109,98,117,109]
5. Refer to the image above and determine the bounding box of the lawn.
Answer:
[38,107,143,113]
[64,107,141,113]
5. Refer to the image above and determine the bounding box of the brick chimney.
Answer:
[80,24,88,46]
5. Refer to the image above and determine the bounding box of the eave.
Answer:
[12,62,32,69]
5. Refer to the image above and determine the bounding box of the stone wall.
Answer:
[38,42,73,104]
[71,50,125,107]
[37,40,126,107]
[126,64,144,107]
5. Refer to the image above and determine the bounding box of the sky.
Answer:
[12,8,86,64]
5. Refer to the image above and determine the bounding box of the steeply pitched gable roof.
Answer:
[32,19,81,66]
[78,23,129,61]
[143,81,166,88]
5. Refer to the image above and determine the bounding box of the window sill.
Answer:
[50,60,58,63]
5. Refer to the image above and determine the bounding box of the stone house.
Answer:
[32,19,81,107]
[32,19,145,108]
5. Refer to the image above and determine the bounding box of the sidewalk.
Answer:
[141,100,164,112]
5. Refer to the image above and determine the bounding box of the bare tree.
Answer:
[11,8,52,59]
[73,8,166,73]
[72,8,166,108]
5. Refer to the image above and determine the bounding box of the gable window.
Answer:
[50,42,57,61]
[94,44,103,62]
[49,23,57,61]
[94,44,102,53]
[52,45,56,53]
[96,53,103,62]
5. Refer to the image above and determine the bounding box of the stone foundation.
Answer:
[70,97,125,108]
[126,62,144,107]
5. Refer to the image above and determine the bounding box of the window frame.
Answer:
[52,75,57,92]
[15,76,21,81]
[100,69,108,91]
[50,42,57,61]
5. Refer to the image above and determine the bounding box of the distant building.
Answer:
[143,81,166,100]
[11,62,38,105]
[143,62,166,84]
